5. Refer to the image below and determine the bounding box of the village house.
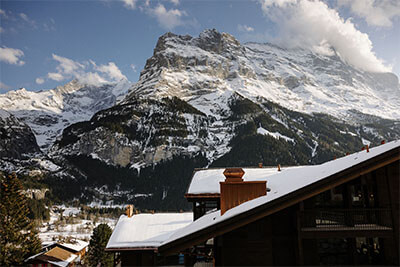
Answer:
[107,140,400,266]
[25,239,88,267]
[105,211,192,266]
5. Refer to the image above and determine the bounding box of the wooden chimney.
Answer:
[220,168,267,215]
[126,205,134,218]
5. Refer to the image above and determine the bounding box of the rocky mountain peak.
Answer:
[195,28,241,54]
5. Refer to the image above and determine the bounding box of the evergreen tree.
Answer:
[0,173,41,266]
[87,223,113,267]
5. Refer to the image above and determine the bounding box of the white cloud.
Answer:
[148,4,186,30]
[19,13,29,22]
[170,0,180,5]
[259,0,391,73]
[238,24,255,32]
[0,9,7,18]
[94,62,127,81]
[338,0,400,27]
[122,0,137,9]
[0,46,25,66]
[19,12,37,28]
[52,54,84,75]
[47,54,127,85]
[43,18,56,31]
[35,77,45,84]
[130,64,137,72]
[78,72,108,86]
[48,72,65,82]
[0,81,10,90]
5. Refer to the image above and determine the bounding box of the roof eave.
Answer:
[159,147,400,255]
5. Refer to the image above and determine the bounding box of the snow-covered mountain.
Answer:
[1,29,400,209]
[0,79,132,151]
[127,29,400,121]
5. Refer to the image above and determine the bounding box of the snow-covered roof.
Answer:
[106,213,193,250]
[25,246,78,267]
[59,239,88,252]
[42,239,88,252]
[187,166,306,195]
[162,140,400,248]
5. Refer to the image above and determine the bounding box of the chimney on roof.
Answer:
[366,145,370,152]
[277,164,281,171]
[381,140,386,144]
[220,168,267,215]
[258,163,263,168]
[126,205,134,218]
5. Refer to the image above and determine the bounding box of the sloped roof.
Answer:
[159,140,400,253]
[26,246,78,267]
[106,213,193,251]
[187,166,306,195]
[43,239,88,253]
[59,239,88,252]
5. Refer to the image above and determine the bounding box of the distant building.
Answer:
[25,239,88,267]
[105,213,192,266]
[107,140,400,266]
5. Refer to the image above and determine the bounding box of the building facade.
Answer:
[159,141,400,266]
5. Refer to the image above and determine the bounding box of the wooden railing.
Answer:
[300,208,393,230]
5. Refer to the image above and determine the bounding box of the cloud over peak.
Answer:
[148,4,186,30]
[338,0,400,27]
[260,0,391,73]
[46,54,127,85]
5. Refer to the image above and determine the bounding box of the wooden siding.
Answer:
[220,181,266,215]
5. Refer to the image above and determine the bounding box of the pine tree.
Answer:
[87,223,113,267]
[0,173,42,265]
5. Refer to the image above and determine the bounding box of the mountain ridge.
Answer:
[1,29,399,209]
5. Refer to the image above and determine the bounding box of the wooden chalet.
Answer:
[25,239,88,267]
[158,140,400,266]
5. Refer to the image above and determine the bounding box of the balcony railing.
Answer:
[300,208,393,230]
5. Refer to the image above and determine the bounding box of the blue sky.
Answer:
[0,0,399,92]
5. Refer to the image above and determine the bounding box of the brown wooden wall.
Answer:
[215,205,297,266]
[120,251,155,266]
[220,181,266,215]
[213,159,399,266]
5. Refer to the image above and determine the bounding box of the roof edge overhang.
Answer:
[184,193,220,199]
[159,146,400,255]
[105,246,157,252]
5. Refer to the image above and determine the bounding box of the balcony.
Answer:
[299,209,393,238]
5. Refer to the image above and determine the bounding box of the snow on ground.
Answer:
[0,108,11,119]
[38,207,118,243]
[257,126,294,143]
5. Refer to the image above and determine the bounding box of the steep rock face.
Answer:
[126,29,400,121]
[0,109,41,159]
[0,79,132,151]
[51,95,233,168]
[44,30,400,209]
